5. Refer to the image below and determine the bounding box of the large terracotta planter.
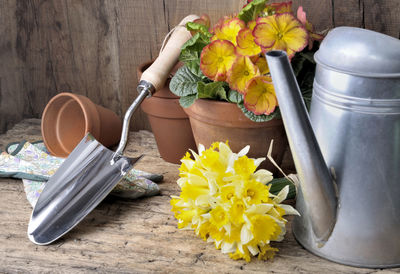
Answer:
[184,99,288,174]
[41,92,122,158]
[138,61,197,164]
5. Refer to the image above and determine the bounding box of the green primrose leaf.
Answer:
[197,81,227,100]
[301,88,313,110]
[179,32,210,77]
[238,102,281,122]
[299,51,316,64]
[186,22,212,38]
[217,88,228,101]
[179,32,209,65]
[291,54,307,77]
[291,49,317,111]
[238,0,269,24]
[186,59,205,78]
[227,89,243,104]
[169,66,203,97]
[181,32,210,51]
[179,49,199,66]
[179,94,198,108]
[299,70,314,110]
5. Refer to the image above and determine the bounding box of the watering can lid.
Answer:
[314,27,400,78]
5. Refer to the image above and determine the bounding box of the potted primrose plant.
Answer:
[169,0,323,174]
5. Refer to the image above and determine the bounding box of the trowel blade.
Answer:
[27,133,141,245]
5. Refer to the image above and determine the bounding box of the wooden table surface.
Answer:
[1,119,399,273]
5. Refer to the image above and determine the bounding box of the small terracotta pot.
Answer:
[138,61,197,164]
[41,92,122,158]
[184,99,288,174]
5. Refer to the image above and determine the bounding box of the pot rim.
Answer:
[140,96,188,119]
[41,92,100,156]
[184,99,282,129]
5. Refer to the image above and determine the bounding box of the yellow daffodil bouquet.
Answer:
[171,142,299,262]
[170,0,323,121]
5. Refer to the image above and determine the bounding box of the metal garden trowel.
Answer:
[28,14,199,245]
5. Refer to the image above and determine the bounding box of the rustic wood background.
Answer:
[1,0,399,134]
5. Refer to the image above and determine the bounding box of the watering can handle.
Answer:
[140,14,199,91]
[113,14,199,158]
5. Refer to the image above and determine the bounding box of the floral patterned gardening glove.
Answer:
[0,141,161,207]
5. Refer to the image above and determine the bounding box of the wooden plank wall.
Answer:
[0,0,399,134]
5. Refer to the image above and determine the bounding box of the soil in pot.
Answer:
[184,99,288,175]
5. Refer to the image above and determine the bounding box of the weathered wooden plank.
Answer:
[19,0,125,116]
[275,0,334,32]
[331,0,364,28]
[59,0,124,115]
[165,0,245,25]
[363,0,400,38]
[0,0,29,133]
[113,0,170,131]
[16,0,72,117]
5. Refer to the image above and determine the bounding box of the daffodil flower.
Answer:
[233,155,257,177]
[253,13,308,58]
[258,244,278,260]
[210,206,229,228]
[228,197,246,225]
[244,76,278,115]
[171,142,298,262]
[200,40,237,81]
[227,55,260,94]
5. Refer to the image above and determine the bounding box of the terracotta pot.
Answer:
[41,92,122,158]
[138,61,196,164]
[184,99,288,175]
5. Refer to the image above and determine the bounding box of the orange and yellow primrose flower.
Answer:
[200,40,237,82]
[194,14,210,29]
[297,6,324,50]
[236,28,262,57]
[253,13,308,58]
[244,76,278,115]
[270,1,293,14]
[261,1,293,16]
[212,18,245,46]
[254,55,270,75]
[190,14,211,36]
[227,55,260,94]
[247,20,257,31]
[212,14,236,33]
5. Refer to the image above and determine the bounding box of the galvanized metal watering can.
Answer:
[266,27,400,268]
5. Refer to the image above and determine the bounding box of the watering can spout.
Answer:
[266,51,337,242]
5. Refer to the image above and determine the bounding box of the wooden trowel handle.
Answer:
[140,14,199,92]
[114,15,199,157]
